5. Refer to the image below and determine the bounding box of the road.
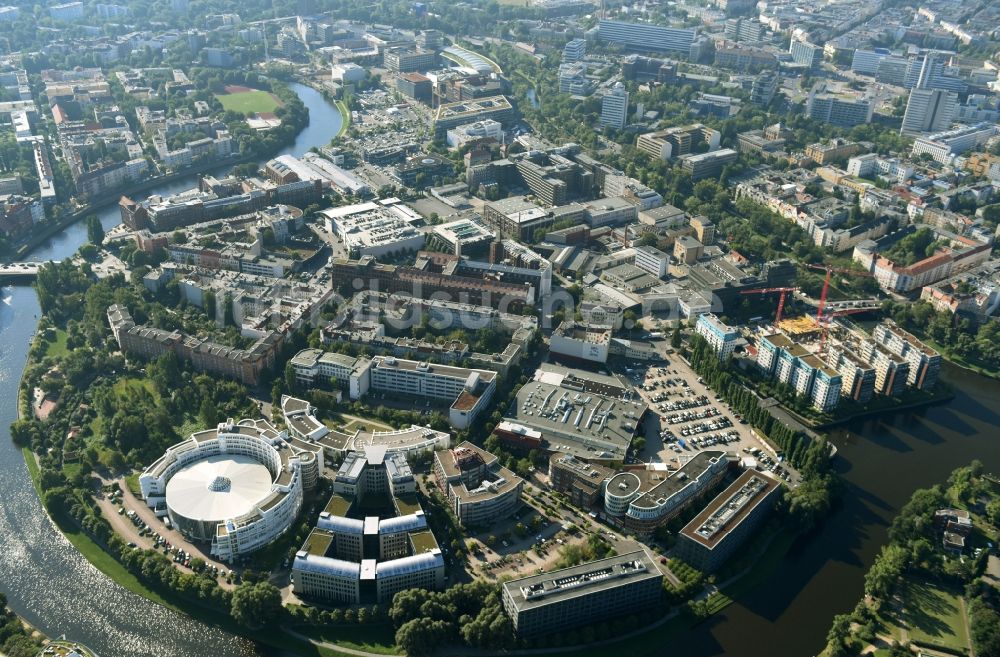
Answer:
[103,477,234,586]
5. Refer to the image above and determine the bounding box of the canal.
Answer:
[0,82,339,657]
[0,80,997,657]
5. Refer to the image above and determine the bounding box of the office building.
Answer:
[633,244,670,278]
[806,94,873,128]
[911,123,999,164]
[139,418,319,562]
[600,83,629,130]
[674,235,704,263]
[434,442,523,527]
[49,1,83,20]
[636,124,721,162]
[550,320,612,364]
[750,71,780,106]
[501,551,662,637]
[548,454,613,508]
[724,18,764,43]
[563,38,586,63]
[675,471,780,572]
[680,149,738,181]
[789,40,822,69]
[851,49,890,75]
[292,446,446,605]
[558,63,593,95]
[695,314,738,360]
[597,19,697,55]
[605,452,731,536]
[901,54,957,136]
[397,73,432,104]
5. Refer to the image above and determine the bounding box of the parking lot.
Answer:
[623,355,799,486]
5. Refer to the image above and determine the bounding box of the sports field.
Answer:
[215,85,281,114]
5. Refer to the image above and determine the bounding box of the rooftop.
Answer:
[502,550,661,612]
[679,470,780,549]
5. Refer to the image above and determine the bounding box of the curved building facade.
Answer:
[139,418,318,561]
[604,472,642,517]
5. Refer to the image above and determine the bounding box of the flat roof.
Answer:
[302,528,335,557]
[410,530,439,554]
[324,493,353,517]
[503,364,643,461]
[678,470,779,549]
[502,550,661,612]
[630,451,726,510]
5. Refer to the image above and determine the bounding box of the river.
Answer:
[0,82,340,657]
[1,81,998,657]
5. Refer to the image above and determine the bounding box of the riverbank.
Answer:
[335,100,351,139]
[6,153,252,263]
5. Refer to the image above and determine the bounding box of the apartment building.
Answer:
[695,313,739,360]
[756,333,842,411]
[352,356,496,430]
[871,321,942,390]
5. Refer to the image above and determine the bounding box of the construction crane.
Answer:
[802,264,873,326]
[740,287,798,324]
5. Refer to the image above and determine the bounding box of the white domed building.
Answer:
[139,418,322,561]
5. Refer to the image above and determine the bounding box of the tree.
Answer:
[86,215,104,247]
[230,582,282,628]
[671,325,683,349]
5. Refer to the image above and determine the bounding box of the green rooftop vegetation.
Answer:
[393,494,422,517]
[409,531,439,554]
[324,493,353,517]
[302,529,335,557]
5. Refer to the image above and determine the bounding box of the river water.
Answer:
[0,81,997,657]
[0,82,339,657]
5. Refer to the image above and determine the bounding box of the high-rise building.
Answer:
[597,19,697,55]
[806,94,873,127]
[789,40,822,69]
[750,70,780,106]
[901,88,956,135]
[563,38,586,63]
[600,82,629,130]
[900,54,957,136]
[724,18,764,43]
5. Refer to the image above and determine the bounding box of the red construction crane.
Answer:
[802,264,873,325]
[740,287,798,324]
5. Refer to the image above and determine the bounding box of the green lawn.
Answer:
[881,577,969,653]
[334,101,350,139]
[216,90,281,115]
[112,377,157,397]
[37,329,69,359]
